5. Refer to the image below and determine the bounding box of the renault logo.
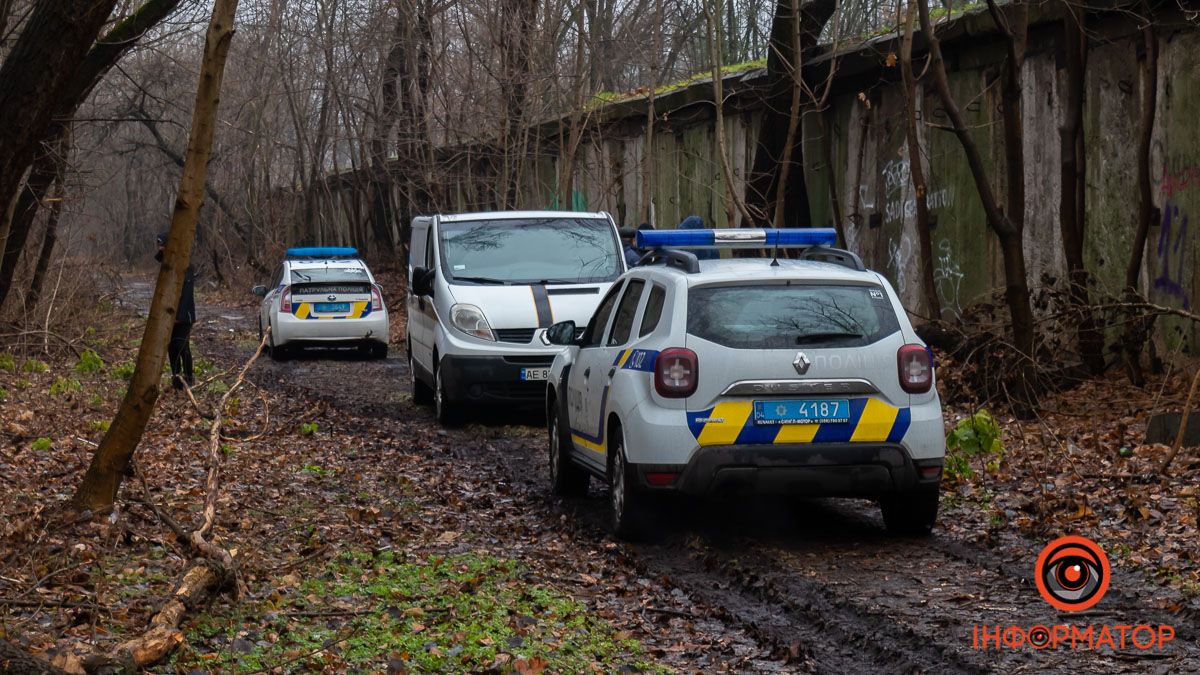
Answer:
[327,294,337,301]
[793,352,812,375]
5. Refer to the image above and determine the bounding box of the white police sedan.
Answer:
[253,247,389,360]
[543,228,945,539]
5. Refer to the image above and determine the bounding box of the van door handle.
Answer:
[607,367,616,379]
[583,367,591,379]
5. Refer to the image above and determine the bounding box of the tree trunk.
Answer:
[919,0,1037,405]
[0,146,59,311]
[0,0,183,295]
[26,150,67,309]
[900,0,940,319]
[1059,11,1102,373]
[772,0,803,228]
[705,0,756,229]
[1123,19,1159,385]
[639,0,662,225]
[0,0,120,255]
[72,0,242,512]
[743,0,836,225]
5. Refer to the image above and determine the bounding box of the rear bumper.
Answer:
[638,443,942,497]
[439,354,553,405]
[275,312,389,346]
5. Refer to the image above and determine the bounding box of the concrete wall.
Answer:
[314,6,1200,349]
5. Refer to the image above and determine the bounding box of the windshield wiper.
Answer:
[794,331,864,344]
[453,276,508,285]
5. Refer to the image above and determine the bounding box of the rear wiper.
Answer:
[795,331,863,344]
[453,276,507,285]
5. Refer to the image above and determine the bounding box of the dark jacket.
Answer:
[156,251,196,324]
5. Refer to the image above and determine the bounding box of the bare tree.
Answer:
[916,0,1037,404]
[74,0,243,511]
[899,0,939,318]
[1123,8,1159,385]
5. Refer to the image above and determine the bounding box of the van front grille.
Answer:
[496,328,536,343]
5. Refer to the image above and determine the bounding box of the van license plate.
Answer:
[753,399,849,425]
[315,302,350,313]
[520,368,550,381]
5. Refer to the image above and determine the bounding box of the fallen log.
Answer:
[78,561,229,675]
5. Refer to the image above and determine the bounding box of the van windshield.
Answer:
[439,218,621,284]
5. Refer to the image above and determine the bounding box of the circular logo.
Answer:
[1034,535,1110,612]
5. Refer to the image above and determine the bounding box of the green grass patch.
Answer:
[113,362,135,380]
[0,388,7,402]
[75,349,105,374]
[299,421,319,436]
[0,352,14,371]
[49,377,82,396]
[90,419,110,433]
[194,358,216,377]
[176,551,652,673]
[21,358,48,374]
[31,437,52,452]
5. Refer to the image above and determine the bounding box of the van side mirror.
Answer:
[251,285,268,297]
[411,267,435,297]
[546,320,577,346]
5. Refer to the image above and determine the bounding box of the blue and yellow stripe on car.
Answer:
[292,301,372,320]
[612,347,658,372]
[687,397,910,446]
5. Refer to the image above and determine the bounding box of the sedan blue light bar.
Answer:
[286,246,359,259]
[636,228,837,249]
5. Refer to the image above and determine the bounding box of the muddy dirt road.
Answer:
[192,298,1197,674]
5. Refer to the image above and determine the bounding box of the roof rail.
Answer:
[635,248,700,274]
[799,245,865,271]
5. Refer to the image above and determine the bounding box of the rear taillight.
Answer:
[371,285,383,311]
[898,344,933,393]
[644,471,679,486]
[654,347,698,398]
[279,286,292,313]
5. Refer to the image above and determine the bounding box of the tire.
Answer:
[548,397,588,496]
[267,321,289,361]
[410,352,434,405]
[363,342,388,360]
[608,425,648,540]
[434,366,464,427]
[880,488,940,536]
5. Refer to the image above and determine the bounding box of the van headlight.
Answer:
[450,304,496,341]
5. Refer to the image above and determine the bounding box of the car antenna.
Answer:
[769,226,780,267]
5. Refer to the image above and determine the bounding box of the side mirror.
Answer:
[411,267,435,297]
[251,285,268,297]
[545,320,577,346]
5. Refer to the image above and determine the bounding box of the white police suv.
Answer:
[253,247,389,360]
[543,228,944,538]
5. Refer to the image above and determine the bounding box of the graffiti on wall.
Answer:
[880,156,955,226]
[934,238,965,319]
[1154,162,1197,309]
[1157,202,1191,309]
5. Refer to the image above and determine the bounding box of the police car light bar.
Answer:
[286,246,359,259]
[636,228,837,249]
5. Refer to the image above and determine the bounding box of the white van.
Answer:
[407,211,626,425]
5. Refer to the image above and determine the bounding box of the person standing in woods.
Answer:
[155,232,195,389]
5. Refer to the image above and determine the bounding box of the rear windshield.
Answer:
[290,267,369,284]
[687,283,900,349]
[439,218,621,284]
